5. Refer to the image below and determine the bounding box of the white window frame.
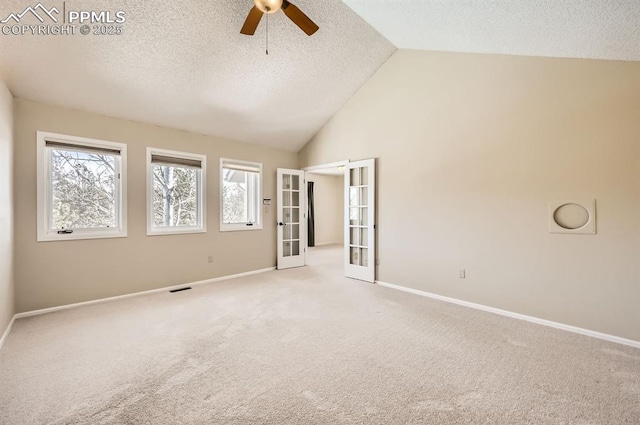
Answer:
[220,158,263,232]
[147,147,207,236]
[36,131,127,242]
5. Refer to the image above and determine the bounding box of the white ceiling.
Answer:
[343,0,640,62]
[0,0,395,152]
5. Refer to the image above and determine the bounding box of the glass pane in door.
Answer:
[284,208,292,224]
[360,167,368,185]
[283,190,291,206]
[359,188,368,206]
[359,208,368,226]
[350,227,359,246]
[349,187,359,207]
[350,247,359,265]
[350,168,360,186]
[360,228,368,247]
[349,208,359,225]
[360,248,368,266]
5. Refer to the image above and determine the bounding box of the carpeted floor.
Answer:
[0,245,639,424]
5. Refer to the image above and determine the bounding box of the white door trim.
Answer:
[302,160,349,172]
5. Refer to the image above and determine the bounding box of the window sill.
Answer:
[220,224,263,232]
[37,230,127,242]
[147,227,206,236]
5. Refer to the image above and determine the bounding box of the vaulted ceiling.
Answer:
[0,0,395,152]
[1,1,637,153]
[342,0,640,62]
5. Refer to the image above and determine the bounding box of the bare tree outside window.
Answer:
[222,167,260,226]
[222,169,248,224]
[50,149,116,229]
[152,165,199,227]
[38,133,126,242]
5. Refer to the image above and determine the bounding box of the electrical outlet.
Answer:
[208,256,213,263]
[459,269,466,279]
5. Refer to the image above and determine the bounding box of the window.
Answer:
[220,158,262,231]
[147,148,206,235]
[37,131,127,241]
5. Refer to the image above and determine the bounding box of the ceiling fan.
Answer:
[240,0,319,36]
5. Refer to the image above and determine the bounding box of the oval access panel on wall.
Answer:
[553,203,590,230]
[548,200,596,234]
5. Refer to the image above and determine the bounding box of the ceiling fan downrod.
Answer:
[266,12,269,55]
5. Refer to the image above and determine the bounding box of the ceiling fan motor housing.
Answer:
[241,0,319,36]
[254,0,283,13]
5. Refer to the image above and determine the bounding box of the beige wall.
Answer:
[307,173,344,246]
[299,49,640,341]
[0,81,14,336]
[14,99,297,312]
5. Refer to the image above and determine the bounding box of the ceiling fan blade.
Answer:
[281,0,319,36]
[240,6,263,35]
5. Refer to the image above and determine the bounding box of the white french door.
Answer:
[345,159,376,282]
[277,169,306,269]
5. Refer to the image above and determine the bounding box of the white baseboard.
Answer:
[375,280,640,349]
[0,315,16,352]
[14,267,276,320]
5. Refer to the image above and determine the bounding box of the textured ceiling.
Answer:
[343,0,640,61]
[0,0,395,151]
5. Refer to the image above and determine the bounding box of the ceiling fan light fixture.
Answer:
[241,0,319,37]
[253,0,283,13]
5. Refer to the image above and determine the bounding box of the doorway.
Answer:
[305,165,345,270]
[276,160,376,283]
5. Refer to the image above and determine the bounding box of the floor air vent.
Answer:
[169,287,192,293]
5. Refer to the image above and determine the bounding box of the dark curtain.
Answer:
[307,181,315,247]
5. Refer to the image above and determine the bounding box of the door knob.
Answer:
[278,222,286,226]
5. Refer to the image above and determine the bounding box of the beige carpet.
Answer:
[0,245,638,424]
